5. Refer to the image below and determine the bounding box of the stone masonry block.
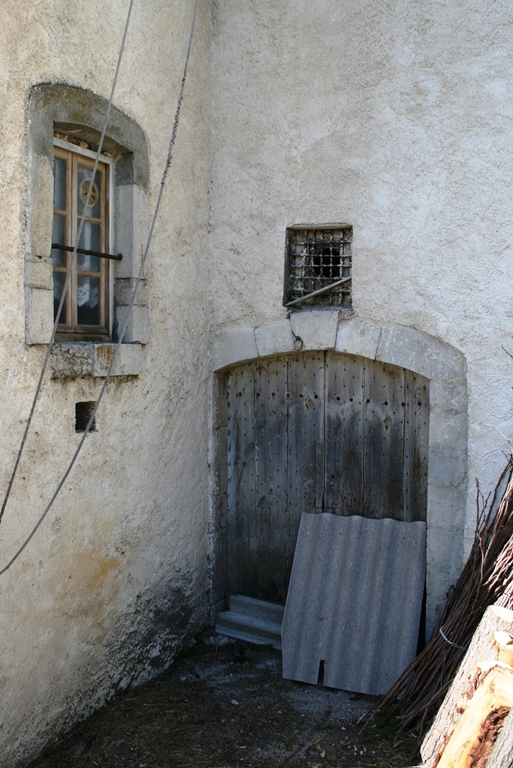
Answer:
[93,343,142,377]
[211,327,258,370]
[426,521,466,635]
[427,483,468,532]
[430,378,468,414]
[25,258,53,290]
[255,319,294,358]
[114,277,148,307]
[115,305,150,344]
[25,287,53,344]
[336,317,382,360]
[289,310,338,350]
[376,324,465,381]
[29,156,53,256]
[114,185,149,279]
[50,343,94,378]
[428,445,467,488]
[428,405,468,448]
[51,342,142,378]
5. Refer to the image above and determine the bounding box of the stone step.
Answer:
[216,595,284,650]
[228,594,285,624]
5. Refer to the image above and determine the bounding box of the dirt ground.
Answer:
[28,635,421,768]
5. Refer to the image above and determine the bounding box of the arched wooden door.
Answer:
[226,351,429,603]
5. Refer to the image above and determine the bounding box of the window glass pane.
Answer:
[77,276,100,325]
[52,214,67,267]
[77,165,101,218]
[53,272,68,324]
[77,221,101,271]
[53,157,67,210]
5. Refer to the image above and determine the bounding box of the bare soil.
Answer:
[28,635,421,768]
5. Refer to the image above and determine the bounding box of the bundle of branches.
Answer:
[363,455,513,740]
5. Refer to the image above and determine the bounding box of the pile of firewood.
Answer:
[364,457,513,739]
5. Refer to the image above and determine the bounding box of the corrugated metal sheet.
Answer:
[281,512,426,695]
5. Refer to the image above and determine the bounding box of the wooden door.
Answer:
[225,352,429,603]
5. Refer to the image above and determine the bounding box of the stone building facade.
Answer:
[1,1,512,765]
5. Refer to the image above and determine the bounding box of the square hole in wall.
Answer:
[75,401,97,433]
[284,226,352,308]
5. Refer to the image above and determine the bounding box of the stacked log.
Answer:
[421,607,513,768]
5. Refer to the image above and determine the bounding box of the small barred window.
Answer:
[284,226,352,308]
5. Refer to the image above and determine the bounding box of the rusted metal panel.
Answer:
[226,352,429,603]
[282,512,427,695]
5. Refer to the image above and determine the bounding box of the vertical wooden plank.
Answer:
[361,358,381,520]
[227,361,257,596]
[384,364,408,520]
[324,352,365,517]
[254,356,288,601]
[402,369,414,522]
[286,352,325,573]
[212,373,229,605]
[401,371,429,522]
[411,374,429,522]
[362,361,406,520]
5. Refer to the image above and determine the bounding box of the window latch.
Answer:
[52,243,123,262]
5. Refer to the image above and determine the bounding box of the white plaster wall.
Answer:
[3,1,513,763]
[0,2,211,766]
[209,0,513,559]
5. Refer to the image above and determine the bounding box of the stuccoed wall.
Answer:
[3,0,513,764]
[0,2,211,766]
[209,0,513,584]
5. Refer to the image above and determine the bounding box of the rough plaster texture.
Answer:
[208,0,513,626]
[208,0,513,540]
[0,2,211,766]
[2,0,513,765]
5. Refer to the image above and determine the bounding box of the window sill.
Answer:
[50,342,142,380]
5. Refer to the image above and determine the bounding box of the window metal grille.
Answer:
[284,227,352,308]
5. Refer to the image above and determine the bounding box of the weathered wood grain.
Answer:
[421,606,513,768]
[226,351,429,602]
[488,705,513,768]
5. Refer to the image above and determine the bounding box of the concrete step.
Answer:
[216,595,284,650]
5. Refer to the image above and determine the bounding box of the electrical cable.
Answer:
[0,0,200,574]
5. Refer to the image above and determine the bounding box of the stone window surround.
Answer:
[210,313,468,638]
[26,83,150,378]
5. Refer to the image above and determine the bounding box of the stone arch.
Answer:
[211,312,468,635]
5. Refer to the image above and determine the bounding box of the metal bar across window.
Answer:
[52,243,122,262]
[284,276,352,308]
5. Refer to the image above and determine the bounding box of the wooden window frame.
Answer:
[52,139,114,341]
[27,84,151,356]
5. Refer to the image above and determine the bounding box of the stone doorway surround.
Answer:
[210,312,468,638]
